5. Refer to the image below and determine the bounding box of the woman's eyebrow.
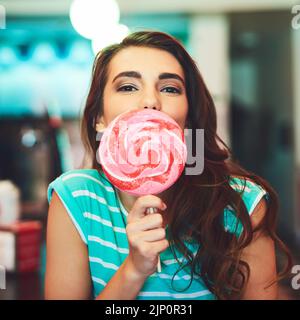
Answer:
[112,71,185,85]
[112,71,141,83]
[158,73,185,86]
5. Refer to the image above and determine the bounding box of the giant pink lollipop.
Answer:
[98,109,187,272]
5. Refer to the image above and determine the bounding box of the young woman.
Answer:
[45,31,292,300]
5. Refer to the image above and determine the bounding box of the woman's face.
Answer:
[100,46,188,130]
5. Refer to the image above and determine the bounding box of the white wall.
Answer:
[291,25,300,239]
[1,0,297,16]
[188,15,230,145]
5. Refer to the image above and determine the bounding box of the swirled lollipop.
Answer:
[98,109,187,272]
[98,109,187,196]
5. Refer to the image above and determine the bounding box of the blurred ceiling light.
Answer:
[21,129,37,148]
[70,0,120,39]
[0,46,18,67]
[31,42,56,67]
[91,24,129,54]
[69,41,92,65]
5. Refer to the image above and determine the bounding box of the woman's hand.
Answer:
[124,195,169,279]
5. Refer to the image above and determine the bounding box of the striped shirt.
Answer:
[47,169,267,300]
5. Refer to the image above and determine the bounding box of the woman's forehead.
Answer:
[107,46,185,79]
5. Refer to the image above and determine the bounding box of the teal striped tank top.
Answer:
[47,169,267,300]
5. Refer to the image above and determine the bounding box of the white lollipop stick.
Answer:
[146,207,162,273]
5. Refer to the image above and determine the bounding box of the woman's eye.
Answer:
[161,87,181,94]
[117,85,137,92]
[117,85,181,94]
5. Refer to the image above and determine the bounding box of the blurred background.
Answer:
[0,0,300,299]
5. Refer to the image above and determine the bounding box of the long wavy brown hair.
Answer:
[80,30,293,299]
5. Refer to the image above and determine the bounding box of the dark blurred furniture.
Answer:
[0,240,45,300]
[0,271,44,300]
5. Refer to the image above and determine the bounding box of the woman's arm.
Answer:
[240,198,278,299]
[95,256,148,300]
[45,191,148,300]
[45,191,92,299]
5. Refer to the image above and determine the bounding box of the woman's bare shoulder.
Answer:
[45,191,91,299]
